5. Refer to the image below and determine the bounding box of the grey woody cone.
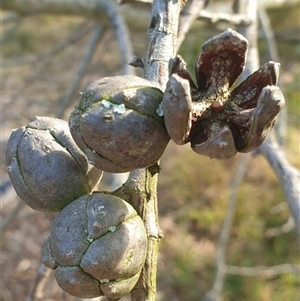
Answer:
[42,192,148,299]
[69,75,170,173]
[6,116,103,211]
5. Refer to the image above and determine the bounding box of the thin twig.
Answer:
[2,0,110,21]
[4,22,93,67]
[1,12,20,24]
[257,6,279,62]
[177,0,206,51]
[258,139,300,234]
[236,0,259,79]
[103,1,134,75]
[198,10,251,26]
[1,0,133,74]
[118,0,152,4]
[56,24,104,118]
[0,198,24,231]
[258,5,287,146]
[236,0,300,233]
[204,155,249,301]
[225,263,300,277]
[25,264,52,301]
[265,216,295,237]
[270,202,288,214]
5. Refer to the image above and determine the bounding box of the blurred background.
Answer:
[1,0,299,300]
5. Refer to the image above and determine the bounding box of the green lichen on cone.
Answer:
[42,192,148,299]
[6,116,103,211]
[69,75,170,173]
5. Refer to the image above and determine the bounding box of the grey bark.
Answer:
[258,140,300,234]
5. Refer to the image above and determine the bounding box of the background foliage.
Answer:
[1,1,299,301]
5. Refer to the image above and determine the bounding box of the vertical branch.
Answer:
[144,0,181,89]
[121,169,161,301]
[115,1,181,300]
[0,198,24,231]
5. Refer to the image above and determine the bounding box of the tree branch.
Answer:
[235,0,259,78]
[265,216,295,237]
[258,5,287,146]
[225,263,300,277]
[116,169,161,301]
[258,140,300,234]
[114,1,181,300]
[0,198,24,231]
[204,155,249,301]
[56,24,104,119]
[176,0,206,51]
[102,0,134,75]
[235,0,300,237]
[143,0,181,89]
[3,21,93,67]
[2,0,110,21]
[25,264,52,301]
[257,6,279,62]
[198,10,251,26]
[2,1,134,74]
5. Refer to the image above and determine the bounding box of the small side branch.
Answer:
[198,10,251,26]
[56,24,104,118]
[177,0,207,50]
[225,263,300,277]
[25,265,52,301]
[4,22,93,67]
[2,0,132,75]
[205,155,249,301]
[237,0,259,78]
[103,0,134,75]
[258,140,300,234]
[257,6,279,62]
[118,0,152,5]
[258,5,287,146]
[265,216,295,237]
[0,198,24,232]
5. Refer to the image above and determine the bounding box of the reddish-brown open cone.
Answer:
[162,28,285,159]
